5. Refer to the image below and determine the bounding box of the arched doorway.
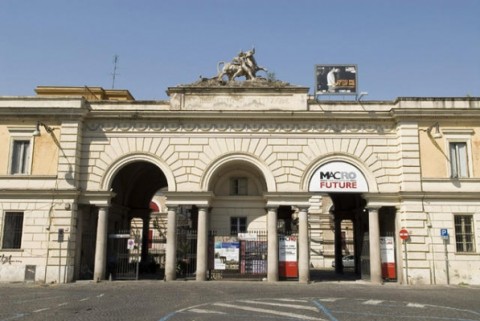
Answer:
[308,160,369,281]
[107,161,168,280]
[329,193,366,279]
[206,158,269,280]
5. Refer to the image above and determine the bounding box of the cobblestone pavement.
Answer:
[0,280,479,321]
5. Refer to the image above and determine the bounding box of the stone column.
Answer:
[368,207,382,284]
[334,217,343,274]
[196,207,209,281]
[298,207,310,283]
[267,206,278,282]
[93,206,109,281]
[165,207,178,281]
[141,214,150,264]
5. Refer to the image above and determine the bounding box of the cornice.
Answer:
[0,189,80,199]
[85,119,395,134]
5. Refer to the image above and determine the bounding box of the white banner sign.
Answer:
[309,161,368,192]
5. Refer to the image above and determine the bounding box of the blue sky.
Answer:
[1,0,479,100]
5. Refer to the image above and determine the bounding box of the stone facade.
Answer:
[0,83,479,285]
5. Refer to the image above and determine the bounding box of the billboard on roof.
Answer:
[315,65,357,95]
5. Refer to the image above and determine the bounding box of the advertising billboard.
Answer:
[315,65,357,95]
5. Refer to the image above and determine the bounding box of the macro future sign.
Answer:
[315,64,357,95]
[309,161,368,193]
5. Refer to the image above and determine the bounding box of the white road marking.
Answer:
[363,300,383,305]
[239,300,318,311]
[97,294,104,298]
[32,308,50,313]
[57,302,68,307]
[272,298,309,303]
[213,302,327,321]
[407,303,425,308]
[79,297,90,301]
[318,298,341,302]
[188,308,226,314]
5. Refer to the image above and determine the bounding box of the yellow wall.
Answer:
[0,124,59,176]
[0,126,9,174]
[420,123,480,178]
[31,126,60,175]
[419,127,448,178]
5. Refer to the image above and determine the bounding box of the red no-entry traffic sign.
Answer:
[399,228,409,240]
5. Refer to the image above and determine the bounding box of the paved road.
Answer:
[0,280,479,321]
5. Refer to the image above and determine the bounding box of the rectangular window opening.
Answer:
[2,212,24,249]
[230,177,248,196]
[11,140,31,174]
[449,142,468,178]
[454,215,475,253]
[231,217,247,234]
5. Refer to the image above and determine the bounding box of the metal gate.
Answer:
[176,229,197,278]
[360,232,370,280]
[108,231,140,280]
[208,230,268,280]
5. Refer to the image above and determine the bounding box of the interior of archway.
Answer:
[108,161,168,279]
[207,160,271,278]
[208,160,268,233]
[309,193,366,281]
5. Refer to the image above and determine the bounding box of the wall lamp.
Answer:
[356,92,368,101]
[426,122,442,139]
[32,121,55,137]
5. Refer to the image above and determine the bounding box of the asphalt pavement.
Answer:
[0,276,479,321]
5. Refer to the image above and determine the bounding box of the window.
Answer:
[449,142,468,178]
[11,140,31,174]
[454,215,475,253]
[231,217,246,234]
[2,212,24,249]
[230,177,248,196]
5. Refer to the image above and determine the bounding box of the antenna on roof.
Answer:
[111,55,119,89]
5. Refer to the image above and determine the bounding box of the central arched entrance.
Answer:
[107,160,168,280]
[329,193,366,279]
[308,160,398,283]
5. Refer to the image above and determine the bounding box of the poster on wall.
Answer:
[279,235,298,278]
[214,237,240,270]
[309,161,369,193]
[380,236,396,280]
[315,64,357,95]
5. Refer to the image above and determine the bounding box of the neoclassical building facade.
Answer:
[0,81,479,285]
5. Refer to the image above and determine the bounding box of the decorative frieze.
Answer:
[85,121,395,134]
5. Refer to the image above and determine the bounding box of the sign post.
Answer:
[399,228,409,285]
[58,228,64,283]
[441,229,450,285]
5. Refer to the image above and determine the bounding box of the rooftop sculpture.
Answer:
[217,47,267,81]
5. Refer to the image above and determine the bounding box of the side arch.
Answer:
[101,153,177,191]
[200,152,277,192]
[301,153,379,193]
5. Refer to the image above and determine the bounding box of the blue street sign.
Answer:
[441,228,449,239]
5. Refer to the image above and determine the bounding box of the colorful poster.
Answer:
[380,236,396,279]
[279,235,298,278]
[214,237,240,270]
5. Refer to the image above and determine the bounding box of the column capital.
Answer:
[366,206,381,212]
[294,206,309,213]
[166,206,178,212]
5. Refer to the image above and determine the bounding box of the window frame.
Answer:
[1,211,24,250]
[449,142,469,178]
[230,177,248,196]
[230,216,247,234]
[8,127,36,175]
[443,129,474,179]
[453,214,475,253]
